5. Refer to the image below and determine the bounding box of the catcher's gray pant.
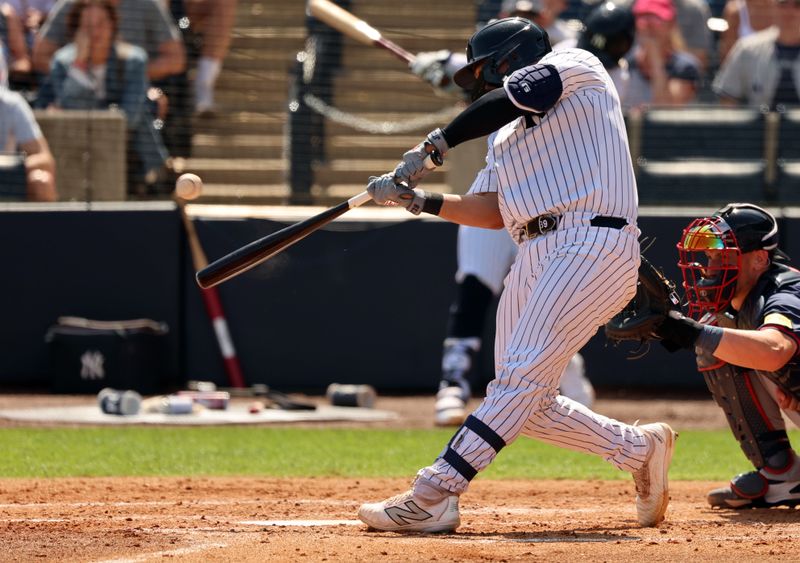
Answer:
[748,375,800,431]
[418,225,650,494]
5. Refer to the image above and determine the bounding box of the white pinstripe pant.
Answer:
[417,225,651,494]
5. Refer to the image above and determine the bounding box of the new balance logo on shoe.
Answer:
[385,500,433,526]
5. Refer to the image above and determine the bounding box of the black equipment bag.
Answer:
[46,317,169,394]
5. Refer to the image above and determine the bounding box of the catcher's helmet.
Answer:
[577,1,635,69]
[453,17,552,99]
[678,203,781,317]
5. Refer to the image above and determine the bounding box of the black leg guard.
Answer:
[704,364,791,469]
[446,275,493,338]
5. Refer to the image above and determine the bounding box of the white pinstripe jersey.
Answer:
[467,48,638,239]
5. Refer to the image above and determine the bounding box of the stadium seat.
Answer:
[637,159,765,205]
[635,107,768,205]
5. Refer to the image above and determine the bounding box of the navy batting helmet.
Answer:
[453,17,552,99]
[577,2,635,69]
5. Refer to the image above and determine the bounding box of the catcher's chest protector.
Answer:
[700,264,800,468]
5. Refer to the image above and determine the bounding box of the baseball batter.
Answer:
[414,1,636,425]
[359,17,676,532]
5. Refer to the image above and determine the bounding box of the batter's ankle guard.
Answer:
[442,415,506,481]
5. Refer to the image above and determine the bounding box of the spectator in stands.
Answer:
[34,0,190,157]
[500,0,576,44]
[1,2,32,81]
[673,0,712,71]
[713,0,800,110]
[183,0,237,115]
[623,0,701,108]
[48,0,170,194]
[0,47,56,200]
[718,0,774,62]
[32,0,184,81]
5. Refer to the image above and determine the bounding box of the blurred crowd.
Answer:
[2,0,800,202]
[0,0,237,201]
[496,0,800,110]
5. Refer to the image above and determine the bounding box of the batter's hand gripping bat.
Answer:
[307,0,415,64]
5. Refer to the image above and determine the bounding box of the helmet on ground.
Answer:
[577,1,635,69]
[454,17,552,100]
[677,203,780,317]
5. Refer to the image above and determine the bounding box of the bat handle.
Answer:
[348,190,372,208]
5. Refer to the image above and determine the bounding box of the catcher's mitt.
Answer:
[605,255,681,344]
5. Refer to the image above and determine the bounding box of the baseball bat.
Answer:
[176,194,247,388]
[307,0,415,64]
[196,190,372,289]
[196,155,440,289]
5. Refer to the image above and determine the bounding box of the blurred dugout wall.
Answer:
[3,0,800,205]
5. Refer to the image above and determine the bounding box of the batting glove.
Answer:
[367,173,442,216]
[394,128,449,188]
[410,50,460,94]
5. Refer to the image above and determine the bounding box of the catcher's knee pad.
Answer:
[704,363,791,469]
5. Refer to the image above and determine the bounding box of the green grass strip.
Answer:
[0,427,788,480]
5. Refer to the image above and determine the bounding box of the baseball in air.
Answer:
[248,401,264,414]
[175,173,203,200]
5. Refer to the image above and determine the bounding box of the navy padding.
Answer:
[464,414,506,452]
[506,64,563,113]
[443,447,478,481]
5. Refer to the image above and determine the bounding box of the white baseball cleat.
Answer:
[358,489,460,533]
[632,422,677,527]
[434,386,468,426]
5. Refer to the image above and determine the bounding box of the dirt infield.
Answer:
[2,477,800,562]
[2,393,799,561]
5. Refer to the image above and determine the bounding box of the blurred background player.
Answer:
[412,1,635,426]
[655,203,800,508]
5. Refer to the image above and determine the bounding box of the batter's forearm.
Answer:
[438,193,504,229]
[441,88,526,148]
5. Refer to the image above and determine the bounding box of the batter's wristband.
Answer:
[421,191,444,215]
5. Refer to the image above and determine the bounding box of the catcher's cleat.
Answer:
[708,470,800,509]
[435,386,468,426]
[358,489,460,533]
[632,422,677,527]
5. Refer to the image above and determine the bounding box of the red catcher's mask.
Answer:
[677,216,742,319]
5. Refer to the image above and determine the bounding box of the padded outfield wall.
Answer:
[2,203,798,393]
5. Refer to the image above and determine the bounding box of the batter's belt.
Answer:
[515,213,630,243]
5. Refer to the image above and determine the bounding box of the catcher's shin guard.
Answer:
[703,362,791,469]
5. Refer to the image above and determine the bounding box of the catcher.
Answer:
[607,202,800,508]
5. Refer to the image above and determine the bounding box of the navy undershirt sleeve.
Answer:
[440,88,527,148]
